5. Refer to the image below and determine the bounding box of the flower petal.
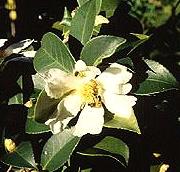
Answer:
[103,92,137,118]
[44,68,70,99]
[73,105,104,137]
[74,60,101,82]
[63,94,83,116]
[75,60,87,71]
[97,63,132,94]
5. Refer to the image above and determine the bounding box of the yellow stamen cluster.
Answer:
[80,80,102,107]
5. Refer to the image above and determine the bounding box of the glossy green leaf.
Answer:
[70,0,96,45]
[77,0,102,14]
[2,142,37,169]
[34,90,60,123]
[34,32,75,73]
[78,136,129,167]
[41,129,80,171]
[135,60,179,95]
[104,110,141,134]
[80,35,126,66]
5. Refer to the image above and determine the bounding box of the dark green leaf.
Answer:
[34,90,60,123]
[2,142,37,169]
[94,136,129,165]
[70,0,96,45]
[80,35,126,66]
[26,118,50,134]
[78,136,129,167]
[34,32,75,73]
[135,60,179,95]
[41,129,80,171]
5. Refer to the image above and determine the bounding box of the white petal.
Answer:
[0,39,7,47]
[49,120,62,134]
[44,68,73,99]
[116,106,135,119]
[75,60,87,71]
[97,63,132,94]
[74,60,101,82]
[103,92,137,118]
[73,105,104,137]
[63,94,83,116]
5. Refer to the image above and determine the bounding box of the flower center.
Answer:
[80,79,102,107]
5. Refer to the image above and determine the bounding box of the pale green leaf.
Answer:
[70,0,96,45]
[104,111,141,134]
[41,129,80,171]
[135,60,179,95]
[34,32,75,73]
[80,35,126,66]
[130,33,150,40]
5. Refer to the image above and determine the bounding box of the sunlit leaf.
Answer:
[41,129,80,171]
[70,0,96,45]
[130,33,150,40]
[8,93,23,105]
[135,60,179,95]
[77,0,102,14]
[2,142,37,169]
[104,110,141,134]
[34,32,75,73]
[80,35,126,66]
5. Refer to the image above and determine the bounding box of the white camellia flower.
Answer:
[44,60,137,137]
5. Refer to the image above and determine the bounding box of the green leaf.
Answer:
[8,93,23,105]
[77,0,102,14]
[94,136,129,165]
[2,142,37,169]
[26,118,50,134]
[8,76,23,104]
[34,90,60,123]
[34,32,75,73]
[130,33,150,40]
[70,0,97,45]
[101,0,120,17]
[78,136,129,167]
[104,110,141,134]
[80,35,126,66]
[135,60,179,95]
[41,129,80,171]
